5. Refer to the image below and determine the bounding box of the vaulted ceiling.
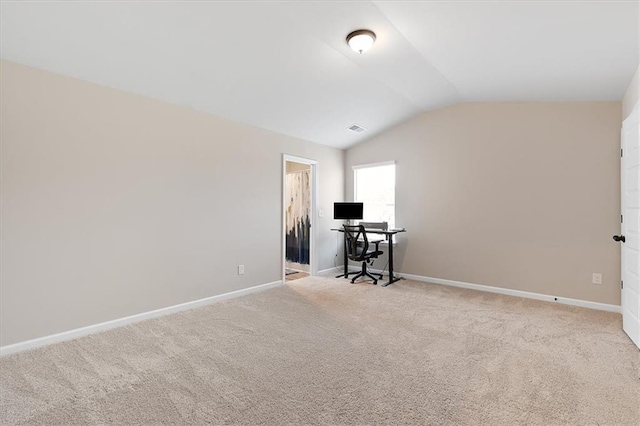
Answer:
[2,1,638,148]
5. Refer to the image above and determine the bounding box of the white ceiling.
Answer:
[1,1,638,148]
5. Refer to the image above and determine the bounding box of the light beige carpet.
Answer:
[285,271,309,282]
[1,276,638,425]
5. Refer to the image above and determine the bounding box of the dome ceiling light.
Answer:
[346,29,376,54]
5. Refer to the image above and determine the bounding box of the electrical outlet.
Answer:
[318,209,324,218]
[592,273,602,285]
[238,265,245,275]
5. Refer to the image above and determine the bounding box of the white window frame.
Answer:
[352,161,396,228]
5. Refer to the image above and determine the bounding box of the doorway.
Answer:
[282,155,318,282]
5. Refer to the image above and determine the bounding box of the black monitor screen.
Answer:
[334,202,363,220]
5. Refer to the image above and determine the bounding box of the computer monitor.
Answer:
[333,202,363,220]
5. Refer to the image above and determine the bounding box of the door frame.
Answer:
[282,154,318,282]
[621,102,640,348]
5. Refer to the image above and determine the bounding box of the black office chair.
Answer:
[343,224,384,284]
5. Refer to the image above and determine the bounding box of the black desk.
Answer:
[332,227,406,287]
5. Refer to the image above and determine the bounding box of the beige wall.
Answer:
[0,60,344,346]
[346,102,622,305]
[623,66,639,120]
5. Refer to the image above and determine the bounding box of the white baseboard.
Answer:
[317,267,341,275]
[399,272,621,313]
[318,265,622,314]
[334,265,620,313]
[0,280,283,357]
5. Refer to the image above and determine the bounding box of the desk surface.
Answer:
[331,228,406,235]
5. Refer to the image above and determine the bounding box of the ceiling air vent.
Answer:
[348,124,366,133]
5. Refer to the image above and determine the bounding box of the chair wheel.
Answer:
[372,280,377,285]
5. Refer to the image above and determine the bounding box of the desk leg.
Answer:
[381,234,403,287]
[335,233,348,278]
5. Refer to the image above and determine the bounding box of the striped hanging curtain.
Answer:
[285,170,311,265]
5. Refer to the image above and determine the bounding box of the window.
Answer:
[353,162,395,229]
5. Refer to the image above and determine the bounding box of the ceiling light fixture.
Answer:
[346,29,376,54]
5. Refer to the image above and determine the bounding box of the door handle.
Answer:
[613,235,626,243]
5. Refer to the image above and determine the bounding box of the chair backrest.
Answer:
[343,224,369,261]
[359,221,388,231]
